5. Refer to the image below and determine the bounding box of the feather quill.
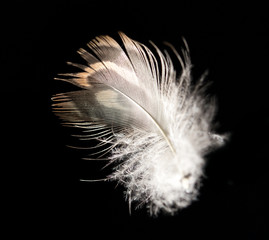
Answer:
[52,33,225,215]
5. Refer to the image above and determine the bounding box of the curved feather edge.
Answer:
[52,32,227,215]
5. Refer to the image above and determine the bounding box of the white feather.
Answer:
[52,32,226,215]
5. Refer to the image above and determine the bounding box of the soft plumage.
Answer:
[52,32,225,215]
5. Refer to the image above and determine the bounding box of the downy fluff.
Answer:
[52,33,225,215]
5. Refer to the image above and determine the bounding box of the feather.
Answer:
[52,32,226,215]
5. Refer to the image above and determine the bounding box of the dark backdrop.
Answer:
[2,1,268,239]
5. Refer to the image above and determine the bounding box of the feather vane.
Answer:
[52,33,225,215]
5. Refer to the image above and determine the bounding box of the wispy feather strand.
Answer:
[52,32,226,215]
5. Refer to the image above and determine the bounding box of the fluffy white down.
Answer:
[110,127,205,215]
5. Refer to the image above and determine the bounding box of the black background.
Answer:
[2,1,268,239]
